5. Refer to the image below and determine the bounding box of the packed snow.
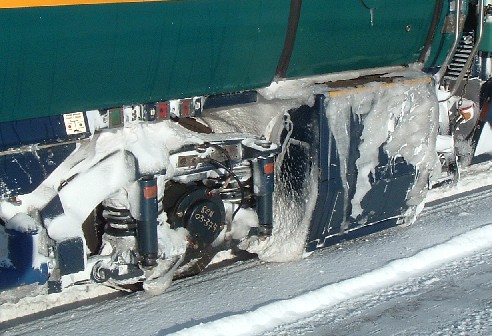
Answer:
[172,223,492,336]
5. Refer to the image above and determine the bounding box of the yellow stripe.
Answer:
[0,0,173,9]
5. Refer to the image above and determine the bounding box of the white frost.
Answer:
[325,75,439,219]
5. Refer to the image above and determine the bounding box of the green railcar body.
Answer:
[0,0,448,123]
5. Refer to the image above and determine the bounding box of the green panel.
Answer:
[480,22,492,52]
[0,0,290,122]
[480,0,492,52]
[287,0,438,78]
[424,1,453,68]
[425,0,469,69]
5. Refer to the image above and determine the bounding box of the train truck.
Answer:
[1,0,492,294]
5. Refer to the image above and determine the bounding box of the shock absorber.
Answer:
[252,156,275,236]
[241,138,279,237]
[136,176,159,267]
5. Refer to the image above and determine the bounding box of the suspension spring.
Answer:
[102,206,137,236]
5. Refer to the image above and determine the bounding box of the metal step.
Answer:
[444,32,475,81]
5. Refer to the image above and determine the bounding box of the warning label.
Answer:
[63,112,87,135]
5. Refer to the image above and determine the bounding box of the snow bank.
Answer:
[170,223,492,336]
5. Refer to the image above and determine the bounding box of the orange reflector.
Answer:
[143,185,158,199]
[264,162,275,175]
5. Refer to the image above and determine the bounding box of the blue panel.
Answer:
[0,229,49,290]
[0,144,75,197]
[0,113,89,196]
[0,114,88,151]
[57,238,85,276]
[203,91,258,110]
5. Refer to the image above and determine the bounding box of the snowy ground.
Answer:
[2,152,492,335]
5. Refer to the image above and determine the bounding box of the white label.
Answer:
[123,105,143,125]
[63,112,87,135]
[169,100,180,117]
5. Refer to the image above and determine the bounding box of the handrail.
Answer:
[440,0,487,102]
[434,0,463,84]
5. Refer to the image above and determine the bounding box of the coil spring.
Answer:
[102,206,137,236]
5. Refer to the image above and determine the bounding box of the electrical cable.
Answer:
[204,142,233,170]
[207,159,245,223]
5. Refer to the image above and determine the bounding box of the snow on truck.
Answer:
[0,0,491,295]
